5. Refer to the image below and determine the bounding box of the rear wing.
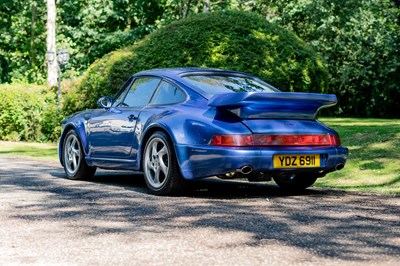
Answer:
[208,92,337,119]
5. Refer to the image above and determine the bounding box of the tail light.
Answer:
[210,134,340,147]
[253,134,340,146]
[210,135,253,146]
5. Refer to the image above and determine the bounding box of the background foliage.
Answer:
[0,0,399,143]
[66,10,327,113]
[0,84,59,142]
[0,0,237,83]
[267,0,400,117]
[0,0,47,84]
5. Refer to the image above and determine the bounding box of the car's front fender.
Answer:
[59,112,92,166]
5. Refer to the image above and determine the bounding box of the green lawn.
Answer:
[0,118,399,195]
[0,141,58,160]
[316,118,400,195]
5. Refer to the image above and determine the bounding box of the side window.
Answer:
[151,81,186,105]
[122,77,161,107]
[113,77,134,107]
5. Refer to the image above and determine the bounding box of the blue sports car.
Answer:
[59,68,348,195]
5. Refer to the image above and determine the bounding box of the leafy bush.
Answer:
[65,10,328,113]
[0,84,60,142]
[268,0,400,117]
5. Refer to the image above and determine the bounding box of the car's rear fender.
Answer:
[139,102,252,143]
[137,105,252,172]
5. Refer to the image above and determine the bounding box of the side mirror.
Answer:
[97,96,112,109]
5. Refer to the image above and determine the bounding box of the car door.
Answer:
[88,77,161,162]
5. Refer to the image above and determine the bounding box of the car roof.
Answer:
[133,67,277,98]
[134,67,257,79]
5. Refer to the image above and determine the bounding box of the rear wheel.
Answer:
[143,131,186,195]
[273,174,317,192]
[62,130,96,180]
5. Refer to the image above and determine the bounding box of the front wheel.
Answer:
[143,131,186,195]
[273,174,317,192]
[62,130,96,180]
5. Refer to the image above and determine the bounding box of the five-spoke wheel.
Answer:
[62,130,96,180]
[143,131,185,195]
[144,137,169,189]
[64,132,82,176]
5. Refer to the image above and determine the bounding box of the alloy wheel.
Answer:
[64,133,82,176]
[144,137,170,189]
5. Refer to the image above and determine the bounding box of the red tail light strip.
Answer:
[210,134,340,147]
[210,135,253,146]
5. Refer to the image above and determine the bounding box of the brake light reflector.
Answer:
[253,134,339,146]
[210,134,340,146]
[210,135,253,146]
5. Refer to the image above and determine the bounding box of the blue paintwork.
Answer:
[208,92,337,119]
[59,68,348,180]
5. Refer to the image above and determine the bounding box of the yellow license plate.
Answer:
[273,154,320,168]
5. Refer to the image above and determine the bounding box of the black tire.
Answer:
[62,130,96,180]
[273,174,317,192]
[143,131,186,195]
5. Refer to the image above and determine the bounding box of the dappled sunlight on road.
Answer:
[0,157,399,265]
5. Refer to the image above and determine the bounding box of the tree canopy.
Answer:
[0,0,399,118]
[64,10,327,113]
[269,0,400,117]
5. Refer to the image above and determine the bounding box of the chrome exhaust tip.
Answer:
[335,163,345,171]
[238,165,253,175]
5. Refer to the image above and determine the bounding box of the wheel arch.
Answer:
[139,124,177,172]
[59,122,89,166]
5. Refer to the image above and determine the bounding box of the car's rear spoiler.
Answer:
[208,92,337,119]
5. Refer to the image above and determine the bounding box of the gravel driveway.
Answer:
[0,157,399,265]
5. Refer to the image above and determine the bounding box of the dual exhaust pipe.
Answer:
[224,165,254,178]
[225,163,344,178]
[335,163,345,171]
[238,165,254,175]
[239,163,345,174]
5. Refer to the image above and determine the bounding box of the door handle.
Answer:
[128,114,137,121]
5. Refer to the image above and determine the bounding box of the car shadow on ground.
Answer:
[1,159,396,263]
[47,168,400,262]
[51,169,331,199]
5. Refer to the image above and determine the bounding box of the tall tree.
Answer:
[268,0,400,117]
[0,0,46,84]
[203,0,211,13]
[180,0,193,18]
[46,0,57,87]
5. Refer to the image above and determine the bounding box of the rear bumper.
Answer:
[175,144,348,180]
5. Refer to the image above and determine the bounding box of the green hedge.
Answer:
[64,10,328,113]
[272,0,400,117]
[0,84,60,142]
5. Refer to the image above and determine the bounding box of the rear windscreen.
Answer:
[182,75,278,95]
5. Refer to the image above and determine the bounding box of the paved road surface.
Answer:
[0,157,399,265]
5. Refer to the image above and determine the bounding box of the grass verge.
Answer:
[317,118,400,195]
[0,118,399,195]
[0,141,58,160]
